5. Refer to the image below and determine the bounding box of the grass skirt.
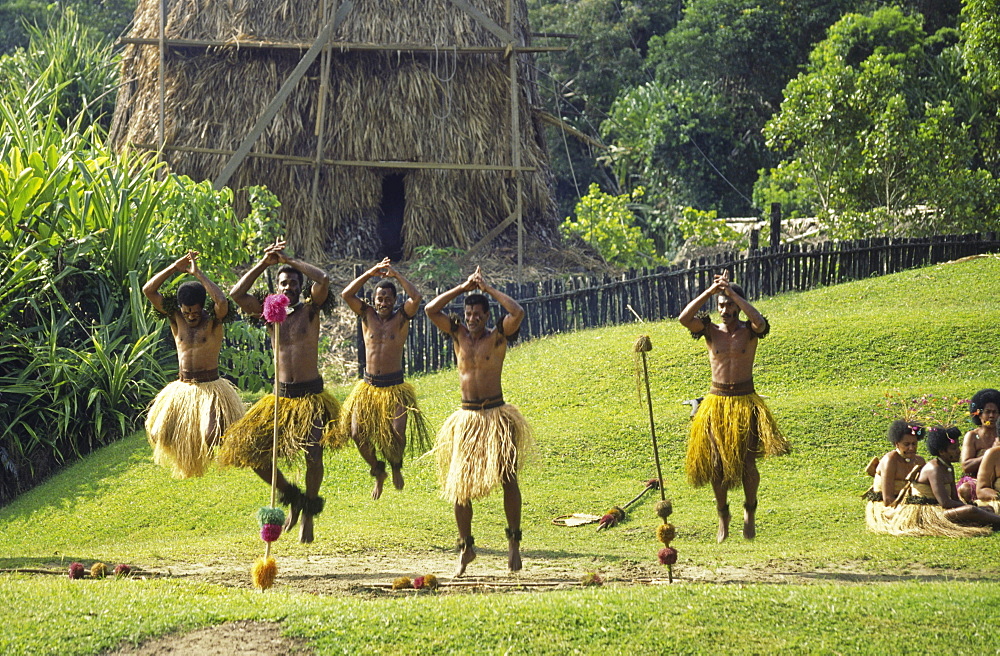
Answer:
[976,499,1000,513]
[686,393,788,489]
[218,390,343,469]
[145,379,245,479]
[887,501,992,538]
[339,380,431,462]
[435,403,533,504]
[865,500,899,534]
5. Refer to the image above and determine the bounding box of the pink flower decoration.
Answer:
[658,547,678,565]
[263,293,290,323]
[261,523,283,542]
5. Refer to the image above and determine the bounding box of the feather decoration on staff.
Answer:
[252,293,290,590]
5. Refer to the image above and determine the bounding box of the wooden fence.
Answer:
[357,232,1000,376]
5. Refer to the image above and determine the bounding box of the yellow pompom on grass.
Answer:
[654,499,673,520]
[657,522,676,546]
[423,574,440,590]
[252,556,278,590]
[90,562,108,579]
[392,577,413,590]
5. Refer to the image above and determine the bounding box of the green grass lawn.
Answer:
[4,255,1000,654]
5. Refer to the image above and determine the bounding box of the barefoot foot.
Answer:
[391,466,404,491]
[299,513,314,544]
[508,542,522,573]
[717,505,731,543]
[371,470,387,500]
[743,503,757,541]
[454,538,476,578]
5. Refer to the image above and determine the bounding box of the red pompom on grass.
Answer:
[658,547,678,565]
[68,562,85,579]
[114,563,131,578]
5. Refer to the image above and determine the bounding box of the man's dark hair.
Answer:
[925,426,961,456]
[177,281,207,307]
[464,293,489,313]
[887,419,923,445]
[277,265,304,285]
[969,388,1000,426]
[375,279,397,296]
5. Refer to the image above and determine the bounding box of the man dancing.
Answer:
[341,258,430,499]
[142,251,244,478]
[425,267,532,576]
[678,271,789,542]
[218,240,343,543]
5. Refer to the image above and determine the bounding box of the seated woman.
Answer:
[890,426,999,537]
[975,439,1000,513]
[864,420,925,533]
[959,389,1000,502]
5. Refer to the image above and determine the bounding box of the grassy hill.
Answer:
[3,255,1000,654]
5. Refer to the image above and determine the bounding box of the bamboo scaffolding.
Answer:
[119,36,565,54]
[131,143,538,172]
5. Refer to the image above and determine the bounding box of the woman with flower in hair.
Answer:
[864,420,925,533]
[959,388,1000,502]
[889,426,999,536]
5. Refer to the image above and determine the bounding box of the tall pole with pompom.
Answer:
[252,293,291,590]
[634,335,678,582]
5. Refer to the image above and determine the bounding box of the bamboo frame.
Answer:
[132,142,537,172]
[118,36,565,54]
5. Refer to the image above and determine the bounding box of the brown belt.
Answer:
[278,377,324,399]
[179,368,220,383]
[461,395,505,411]
[364,370,404,388]
[709,379,755,397]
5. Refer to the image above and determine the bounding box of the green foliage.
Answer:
[962,0,1000,94]
[560,183,660,268]
[409,245,465,288]
[0,0,135,56]
[218,320,272,394]
[677,206,743,248]
[157,180,283,287]
[0,9,119,129]
[760,7,1000,238]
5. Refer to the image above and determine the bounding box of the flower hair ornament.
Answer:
[909,425,925,438]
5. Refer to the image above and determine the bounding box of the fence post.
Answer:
[769,203,781,249]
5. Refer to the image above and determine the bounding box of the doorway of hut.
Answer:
[377,173,405,261]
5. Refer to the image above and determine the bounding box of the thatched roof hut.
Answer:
[110,0,556,261]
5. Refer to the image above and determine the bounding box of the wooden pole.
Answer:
[266,321,280,562]
[507,0,523,283]
[213,1,354,190]
[157,0,166,149]
[310,0,337,222]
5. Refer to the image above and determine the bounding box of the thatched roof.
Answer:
[110,0,556,261]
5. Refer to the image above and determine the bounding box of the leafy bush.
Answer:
[410,245,465,288]
[561,183,661,269]
[677,206,744,248]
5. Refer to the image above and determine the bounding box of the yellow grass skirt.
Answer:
[339,380,431,463]
[865,499,899,534]
[435,403,533,504]
[145,378,245,479]
[686,393,788,489]
[218,391,343,469]
[887,500,992,538]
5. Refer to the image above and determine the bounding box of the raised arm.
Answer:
[142,252,196,315]
[230,247,277,317]
[425,272,476,334]
[341,259,388,315]
[721,283,766,333]
[389,265,423,318]
[279,250,330,308]
[474,269,523,336]
[678,276,724,332]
